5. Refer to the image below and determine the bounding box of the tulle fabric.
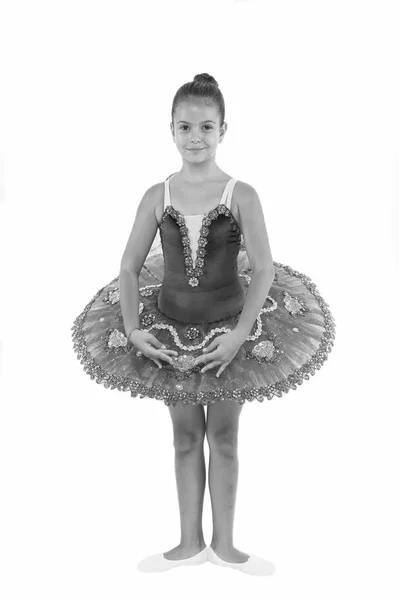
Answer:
[71,240,336,407]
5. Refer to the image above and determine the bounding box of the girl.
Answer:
[72,73,336,576]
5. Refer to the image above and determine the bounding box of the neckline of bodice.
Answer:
[160,203,242,234]
[159,202,242,289]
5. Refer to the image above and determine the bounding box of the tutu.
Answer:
[71,174,336,407]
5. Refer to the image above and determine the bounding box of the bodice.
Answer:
[157,173,246,324]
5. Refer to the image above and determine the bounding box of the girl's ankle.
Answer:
[211,540,233,552]
[181,540,206,550]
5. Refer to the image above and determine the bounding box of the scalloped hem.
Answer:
[73,343,333,407]
[71,259,336,407]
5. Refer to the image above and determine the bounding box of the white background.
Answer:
[1,0,398,598]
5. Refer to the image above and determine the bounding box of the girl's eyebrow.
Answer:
[177,120,216,124]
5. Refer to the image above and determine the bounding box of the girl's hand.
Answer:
[130,330,178,369]
[195,331,245,378]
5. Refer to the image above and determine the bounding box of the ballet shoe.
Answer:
[207,546,275,576]
[137,546,208,572]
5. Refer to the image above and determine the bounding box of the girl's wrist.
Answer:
[127,326,141,341]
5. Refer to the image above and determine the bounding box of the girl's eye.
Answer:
[179,125,212,131]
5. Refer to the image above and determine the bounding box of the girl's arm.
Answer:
[233,182,275,341]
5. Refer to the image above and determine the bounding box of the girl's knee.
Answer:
[206,403,242,450]
[173,430,205,453]
[168,404,206,451]
[207,427,238,454]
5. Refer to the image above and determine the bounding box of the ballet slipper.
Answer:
[207,546,275,576]
[137,546,208,572]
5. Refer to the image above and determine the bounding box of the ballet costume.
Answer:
[71,172,336,407]
[71,172,336,574]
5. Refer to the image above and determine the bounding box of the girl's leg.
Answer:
[163,403,207,559]
[206,401,249,562]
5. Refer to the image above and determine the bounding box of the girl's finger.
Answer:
[152,359,162,369]
[160,345,178,356]
[200,361,220,373]
[216,363,229,377]
[159,353,174,364]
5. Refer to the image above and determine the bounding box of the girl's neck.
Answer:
[175,166,226,186]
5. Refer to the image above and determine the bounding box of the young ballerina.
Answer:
[71,73,336,576]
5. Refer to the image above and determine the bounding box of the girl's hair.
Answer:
[171,73,225,127]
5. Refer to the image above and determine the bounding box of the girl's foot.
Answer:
[210,542,249,563]
[163,543,207,561]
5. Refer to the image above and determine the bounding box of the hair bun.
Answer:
[193,73,218,87]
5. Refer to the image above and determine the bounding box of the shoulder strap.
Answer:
[220,178,237,210]
[165,174,237,211]
[164,172,177,210]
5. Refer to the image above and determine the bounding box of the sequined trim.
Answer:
[159,203,242,288]
[71,262,336,407]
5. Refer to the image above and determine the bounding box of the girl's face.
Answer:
[171,98,227,164]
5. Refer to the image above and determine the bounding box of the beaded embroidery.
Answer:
[104,286,145,314]
[159,203,242,287]
[72,253,336,406]
[282,290,308,317]
[103,273,278,356]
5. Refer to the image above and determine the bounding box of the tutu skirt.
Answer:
[71,241,336,407]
